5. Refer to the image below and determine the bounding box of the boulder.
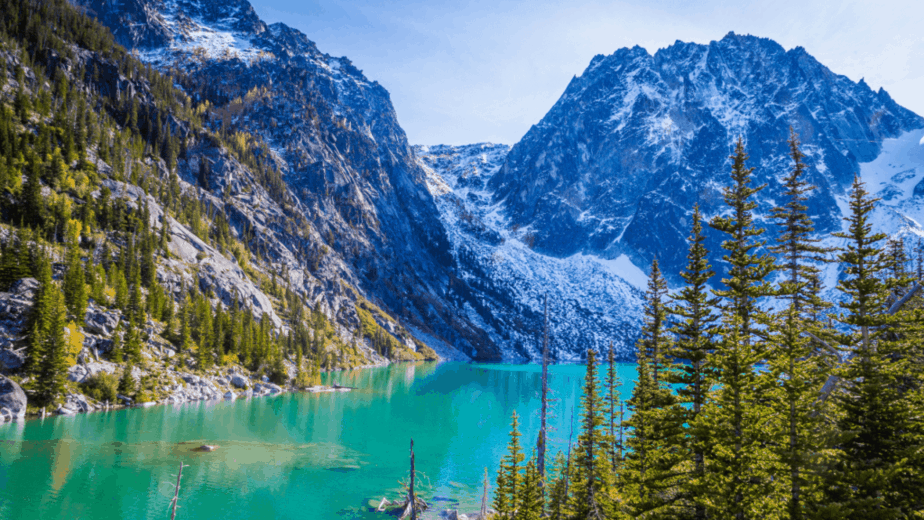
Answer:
[177,373,222,401]
[9,278,40,300]
[254,382,282,394]
[64,393,95,413]
[230,374,249,389]
[223,391,236,400]
[84,306,122,336]
[0,375,27,421]
[67,362,117,383]
[0,278,39,323]
[0,348,26,371]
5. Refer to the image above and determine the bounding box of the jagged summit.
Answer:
[490,33,924,281]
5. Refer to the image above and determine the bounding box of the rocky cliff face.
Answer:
[73,0,497,359]
[488,32,924,281]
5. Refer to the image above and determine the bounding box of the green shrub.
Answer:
[80,372,118,402]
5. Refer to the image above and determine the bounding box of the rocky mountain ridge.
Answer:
[488,32,924,281]
[72,0,499,360]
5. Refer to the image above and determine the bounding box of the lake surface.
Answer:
[0,362,638,519]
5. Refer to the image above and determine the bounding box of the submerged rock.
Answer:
[253,382,282,395]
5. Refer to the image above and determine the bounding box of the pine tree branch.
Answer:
[813,281,921,410]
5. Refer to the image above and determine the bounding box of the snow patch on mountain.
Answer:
[858,129,924,239]
[416,143,645,361]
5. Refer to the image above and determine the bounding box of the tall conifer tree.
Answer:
[702,138,782,519]
[665,205,718,520]
[569,348,616,519]
[766,128,835,519]
[495,411,524,518]
[826,176,924,517]
[63,235,88,320]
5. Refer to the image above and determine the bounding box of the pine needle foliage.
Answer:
[825,176,924,517]
[569,348,617,519]
[665,205,718,520]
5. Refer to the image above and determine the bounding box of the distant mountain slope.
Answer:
[489,32,924,281]
[416,144,644,360]
[73,0,499,359]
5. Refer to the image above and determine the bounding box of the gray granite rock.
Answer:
[84,305,122,336]
[0,348,25,371]
[230,374,249,389]
[0,375,26,421]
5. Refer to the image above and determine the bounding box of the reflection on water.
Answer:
[0,361,637,519]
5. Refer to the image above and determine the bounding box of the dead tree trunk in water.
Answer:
[537,294,550,479]
[170,462,187,520]
[409,439,417,520]
[480,467,489,519]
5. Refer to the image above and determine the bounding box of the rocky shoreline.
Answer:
[1,366,362,422]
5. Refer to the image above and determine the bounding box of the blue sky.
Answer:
[251,0,923,146]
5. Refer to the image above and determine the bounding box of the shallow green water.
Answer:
[0,362,637,519]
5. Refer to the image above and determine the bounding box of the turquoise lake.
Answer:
[0,362,638,519]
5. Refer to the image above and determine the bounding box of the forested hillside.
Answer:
[0,0,437,418]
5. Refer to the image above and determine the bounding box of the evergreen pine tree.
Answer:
[118,363,136,398]
[110,323,123,363]
[546,451,572,520]
[34,286,69,406]
[63,236,88,320]
[766,128,836,519]
[702,138,782,519]
[495,411,524,519]
[26,248,53,375]
[624,260,680,519]
[665,205,719,520]
[112,266,129,311]
[826,176,924,517]
[769,128,833,317]
[129,270,144,323]
[569,348,615,519]
[518,455,545,520]
[21,153,44,227]
[124,316,142,363]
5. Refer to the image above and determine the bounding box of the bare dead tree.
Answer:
[409,439,416,520]
[169,462,189,520]
[537,294,550,479]
[480,467,489,519]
